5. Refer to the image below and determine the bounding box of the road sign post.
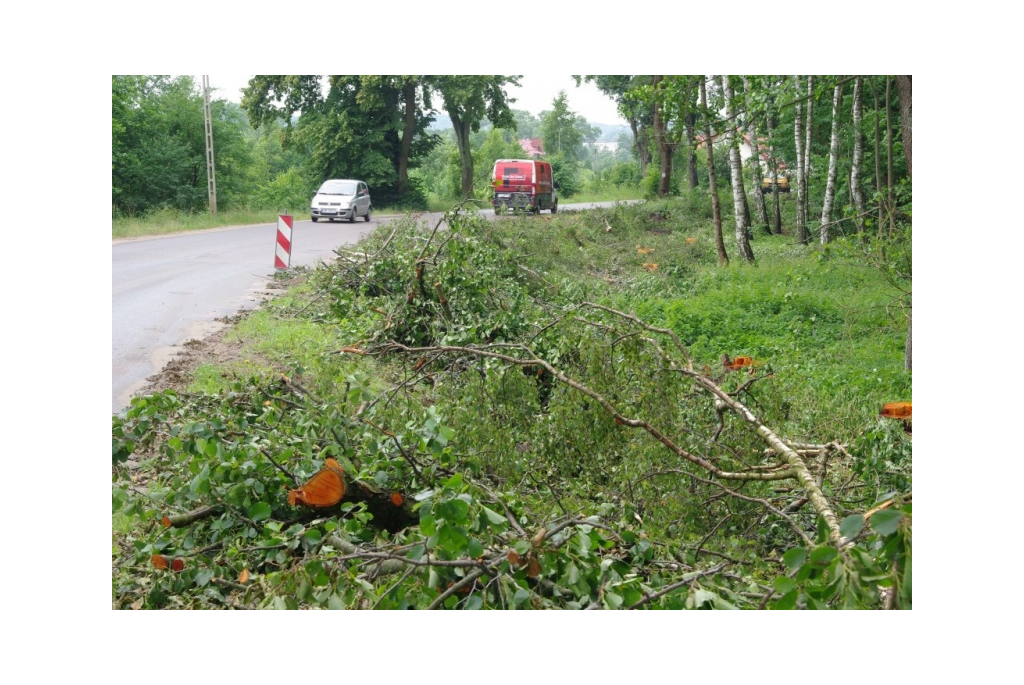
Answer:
[275,215,293,269]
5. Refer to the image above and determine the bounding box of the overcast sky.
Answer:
[201,75,626,127]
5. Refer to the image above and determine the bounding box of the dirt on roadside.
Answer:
[132,272,304,402]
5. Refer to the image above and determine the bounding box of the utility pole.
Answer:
[202,75,217,217]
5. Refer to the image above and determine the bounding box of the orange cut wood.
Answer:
[151,554,169,570]
[288,458,346,508]
[724,355,757,370]
[880,402,912,419]
[390,492,404,507]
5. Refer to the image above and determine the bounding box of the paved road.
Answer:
[112,218,376,413]
[112,201,639,414]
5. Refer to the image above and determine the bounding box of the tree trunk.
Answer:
[870,77,884,236]
[700,77,728,266]
[886,76,894,236]
[742,77,770,234]
[896,75,912,372]
[820,81,843,244]
[850,76,866,229]
[653,76,677,197]
[686,112,700,189]
[794,76,807,242]
[721,76,754,262]
[629,117,651,177]
[450,111,474,200]
[801,76,813,240]
[895,76,912,181]
[398,82,417,194]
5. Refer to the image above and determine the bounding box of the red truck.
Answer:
[491,159,559,214]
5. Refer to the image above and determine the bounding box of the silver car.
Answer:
[310,179,372,223]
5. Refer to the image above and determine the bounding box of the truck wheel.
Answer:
[551,202,558,214]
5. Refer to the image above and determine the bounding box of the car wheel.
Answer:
[364,206,371,222]
[311,216,318,223]
[348,212,356,223]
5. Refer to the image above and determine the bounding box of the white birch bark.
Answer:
[820,82,843,244]
[794,76,807,243]
[850,76,865,225]
[721,76,754,262]
[803,76,813,240]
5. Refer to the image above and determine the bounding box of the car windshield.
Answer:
[320,182,356,196]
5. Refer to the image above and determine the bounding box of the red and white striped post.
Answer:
[275,215,293,269]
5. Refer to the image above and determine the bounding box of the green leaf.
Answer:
[577,532,592,555]
[782,547,807,569]
[438,524,469,552]
[304,529,322,544]
[513,588,531,607]
[406,544,426,561]
[869,510,903,536]
[840,514,865,539]
[773,576,797,595]
[420,514,436,536]
[603,591,623,610]
[481,506,506,526]
[809,546,838,566]
[248,502,272,521]
[772,590,798,610]
[464,594,483,610]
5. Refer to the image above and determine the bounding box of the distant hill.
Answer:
[594,123,628,142]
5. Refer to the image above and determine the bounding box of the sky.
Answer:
[201,75,627,127]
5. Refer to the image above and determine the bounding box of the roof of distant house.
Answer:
[519,137,544,157]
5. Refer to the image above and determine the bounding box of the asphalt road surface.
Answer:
[112,217,376,413]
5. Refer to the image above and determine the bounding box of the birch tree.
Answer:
[794,76,808,243]
[820,81,844,244]
[850,77,866,227]
[700,77,728,266]
[803,76,813,231]
[870,77,884,234]
[741,77,770,235]
[721,76,754,262]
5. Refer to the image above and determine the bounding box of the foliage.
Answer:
[114,196,911,610]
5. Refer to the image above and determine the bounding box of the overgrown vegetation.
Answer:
[112,194,911,610]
